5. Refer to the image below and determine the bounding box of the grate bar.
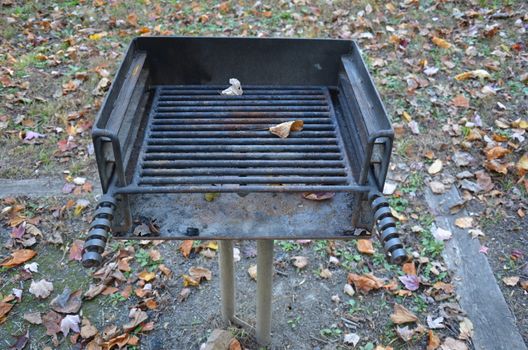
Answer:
[157,100,327,106]
[149,124,334,131]
[158,94,326,101]
[151,118,331,125]
[146,138,338,146]
[139,176,348,185]
[145,145,340,153]
[143,153,342,161]
[148,131,336,138]
[156,106,329,112]
[154,112,330,118]
[141,168,346,177]
[142,160,346,168]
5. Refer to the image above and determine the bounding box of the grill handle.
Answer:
[369,192,407,264]
[81,195,116,268]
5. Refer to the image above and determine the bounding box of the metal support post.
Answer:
[219,240,235,323]
[256,240,274,346]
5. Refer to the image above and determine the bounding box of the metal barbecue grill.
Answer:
[81,37,406,346]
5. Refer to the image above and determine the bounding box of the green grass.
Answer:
[276,240,301,252]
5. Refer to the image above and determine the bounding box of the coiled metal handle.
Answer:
[82,195,116,268]
[369,192,407,264]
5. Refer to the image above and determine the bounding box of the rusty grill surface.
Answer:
[127,85,359,193]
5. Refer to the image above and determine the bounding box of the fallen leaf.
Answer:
[60,314,80,336]
[455,217,473,228]
[484,160,508,174]
[397,325,425,342]
[29,279,53,299]
[182,274,200,287]
[399,275,420,291]
[68,240,84,261]
[179,240,193,258]
[479,246,489,254]
[291,256,308,269]
[50,288,82,314]
[468,229,485,239]
[23,311,42,325]
[517,153,528,176]
[485,146,511,160]
[343,284,355,296]
[178,288,191,302]
[432,36,451,49]
[158,264,172,276]
[123,309,148,332]
[455,69,491,81]
[344,333,360,346]
[357,239,375,254]
[440,337,468,350]
[348,273,384,293]
[248,265,257,281]
[269,120,304,138]
[0,302,14,324]
[138,271,156,282]
[302,192,335,201]
[319,268,332,279]
[427,315,445,329]
[428,160,443,175]
[81,318,98,339]
[127,12,138,27]
[189,266,212,281]
[390,303,418,324]
[502,276,519,286]
[9,330,29,350]
[88,32,108,40]
[84,284,105,300]
[402,262,416,275]
[42,311,62,336]
[458,318,473,341]
[429,181,446,194]
[0,249,37,268]
[221,78,243,96]
[427,330,441,350]
[432,227,452,241]
[452,95,470,108]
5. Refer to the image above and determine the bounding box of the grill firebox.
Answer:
[82,36,405,267]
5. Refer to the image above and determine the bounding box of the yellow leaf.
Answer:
[455,69,491,81]
[204,241,218,250]
[512,119,528,129]
[88,32,108,40]
[432,36,451,49]
[517,153,528,176]
[182,274,199,287]
[138,271,156,282]
[402,111,412,123]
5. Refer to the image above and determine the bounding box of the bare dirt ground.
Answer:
[1,0,527,349]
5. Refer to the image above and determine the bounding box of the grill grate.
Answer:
[131,85,358,192]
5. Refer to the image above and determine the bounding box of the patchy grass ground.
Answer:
[0,0,527,349]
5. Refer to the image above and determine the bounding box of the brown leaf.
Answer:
[432,36,451,49]
[123,309,148,332]
[182,274,200,287]
[302,192,335,201]
[357,239,375,255]
[80,318,98,339]
[0,249,37,267]
[127,12,138,27]
[319,268,332,279]
[42,310,62,336]
[158,264,172,276]
[451,95,470,108]
[441,337,468,350]
[269,120,304,138]
[485,146,510,160]
[149,249,161,261]
[427,330,441,350]
[502,276,520,286]
[118,258,131,272]
[402,262,416,275]
[0,302,14,324]
[69,240,84,261]
[179,240,193,258]
[291,256,308,269]
[390,303,418,324]
[248,264,257,281]
[84,284,105,300]
[454,217,473,229]
[458,318,473,340]
[484,160,508,174]
[23,311,42,325]
[189,266,212,281]
[517,153,528,176]
[347,273,384,293]
[50,288,82,314]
